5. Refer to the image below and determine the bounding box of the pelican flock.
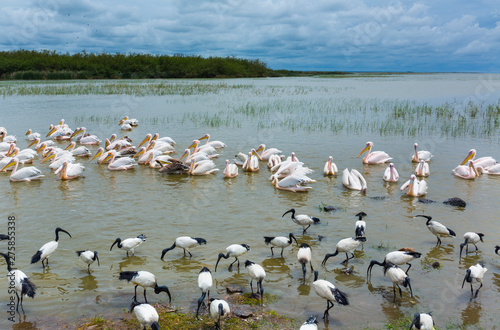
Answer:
[0,118,498,329]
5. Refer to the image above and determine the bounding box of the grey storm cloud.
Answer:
[1,0,499,71]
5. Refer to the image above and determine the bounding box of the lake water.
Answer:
[1,73,500,329]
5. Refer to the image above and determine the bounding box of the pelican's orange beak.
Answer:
[357,144,370,158]
[64,143,74,151]
[90,148,103,161]
[198,134,209,141]
[133,148,145,158]
[255,144,265,153]
[252,149,263,161]
[25,129,31,136]
[0,158,17,172]
[179,149,189,161]
[469,161,479,177]
[138,135,151,148]
[461,150,475,166]
[36,143,47,154]
[146,141,155,151]
[41,152,55,164]
[28,139,39,148]
[70,128,82,139]
[188,140,199,149]
[46,127,57,137]
[102,152,114,163]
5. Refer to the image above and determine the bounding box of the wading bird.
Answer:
[110,234,146,256]
[215,244,250,271]
[119,271,171,303]
[409,312,435,330]
[357,141,392,164]
[31,227,72,268]
[384,262,413,301]
[323,156,338,176]
[383,163,399,182]
[0,157,44,182]
[76,250,100,274]
[298,243,314,283]
[312,270,349,319]
[355,212,367,238]
[342,168,367,192]
[263,233,298,257]
[0,252,36,312]
[367,249,422,277]
[196,267,212,318]
[245,260,266,305]
[462,263,487,298]
[416,215,456,245]
[322,237,366,266]
[300,316,318,330]
[282,208,320,234]
[459,232,484,258]
[400,175,427,197]
[131,301,160,330]
[411,143,433,162]
[210,299,230,329]
[161,236,207,259]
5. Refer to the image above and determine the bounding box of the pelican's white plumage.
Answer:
[188,159,218,175]
[223,159,238,178]
[400,175,427,196]
[383,163,399,182]
[357,141,392,164]
[415,160,430,177]
[55,161,84,180]
[342,168,367,192]
[453,161,479,179]
[256,144,282,161]
[411,143,433,162]
[103,150,136,170]
[0,158,44,182]
[323,156,338,176]
[461,148,497,170]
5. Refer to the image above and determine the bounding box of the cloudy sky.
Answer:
[1,0,499,72]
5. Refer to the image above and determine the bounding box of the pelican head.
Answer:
[198,133,210,141]
[133,147,146,158]
[188,140,200,149]
[46,126,58,137]
[357,141,373,158]
[90,148,104,161]
[138,134,152,148]
[461,149,477,166]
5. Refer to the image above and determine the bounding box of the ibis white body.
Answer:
[282,208,320,234]
[133,303,159,330]
[264,233,296,257]
[410,312,434,330]
[110,235,146,256]
[463,263,487,297]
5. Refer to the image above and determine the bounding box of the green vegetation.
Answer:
[0,50,270,79]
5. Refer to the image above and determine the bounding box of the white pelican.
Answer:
[110,234,146,256]
[119,271,171,303]
[76,250,100,274]
[323,156,338,176]
[46,124,73,140]
[300,316,318,330]
[411,143,433,162]
[256,144,282,161]
[245,260,266,305]
[103,150,136,170]
[267,154,282,168]
[196,267,213,318]
[0,143,16,158]
[367,249,422,277]
[189,139,218,157]
[478,163,500,175]
[188,159,218,175]
[383,263,413,301]
[55,161,85,180]
[25,129,41,141]
[400,175,427,196]
[161,236,207,259]
[242,149,261,172]
[383,163,399,182]
[0,127,16,143]
[263,233,298,257]
[282,208,320,234]
[415,160,430,177]
[131,302,160,330]
[215,244,250,271]
[147,140,175,154]
[105,138,131,151]
[28,138,55,150]
[90,147,111,164]
[31,227,72,268]
[70,127,100,145]
[119,116,139,126]
[461,148,497,169]
[312,271,349,320]
[357,141,392,164]
[415,215,456,246]
[453,160,478,179]
[270,152,299,172]
[12,147,36,164]
[64,141,91,157]
[409,312,435,330]
[298,243,314,283]
[342,168,367,192]
[0,147,17,171]
[223,159,238,178]
[459,232,484,258]
[199,133,226,149]
[462,263,487,298]
[0,253,36,312]
[210,299,230,329]
[134,148,162,165]
[0,141,14,153]
[42,151,75,171]
[0,158,44,182]
[321,237,366,265]
[179,148,211,164]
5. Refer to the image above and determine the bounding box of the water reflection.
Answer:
[78,274,98,291]
[296,283,311,296]
[426,243,455,261]
[462,300,482,326]
[112,255,148,272]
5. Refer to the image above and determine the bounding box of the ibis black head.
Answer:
[200,266,211,274]
[356,212,367,219]
[241,244,251,251]
[110,238,122,251]
[304,315,318,325]
[459,241,467,258]
[244,260,254,268]
[300,243,311,249]
[289,233,299,245]
[383,262,397,275]
[367,259,385,278]
[154,284,172,303]
[355,237,367,242]
[94,251,100,266]
[477,233,484,242]
[282,208,295,217]
[195,238,207,245]
[137,234,147,241]
[495,245,500,255]
[130,299,141,313]
[55,227,72,241]
[415,214,432,223]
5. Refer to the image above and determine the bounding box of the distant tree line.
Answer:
[0,50,273,80]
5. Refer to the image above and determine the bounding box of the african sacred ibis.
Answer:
[282,208,320,234]
[312,270,349,319]
[210,298,230,329]
[0,253,36,312]
[215,244,250,271]
[76,250,100,274]
[367,249,422,278]
[416,215,456,245]
[119,271,171,303]
[131,301,159,330]
[355,212,367,238]
[196,267,213,318]
[245,260,266,305]
[161,236,207,259]
[495,245,500,255]
[31,227,72,268]
[462,263,487,298]
[110,234,146,256]
[263,233,298,257]
[322,237,366,266]
[298,243,314,283]
[409,312,435,330]
[300,315,318,330]
[459,232,484,258]
[383,262,413,301]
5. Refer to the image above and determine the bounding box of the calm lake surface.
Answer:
[1,73,500,329]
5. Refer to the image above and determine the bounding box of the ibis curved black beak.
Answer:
[282,209,294,218]
[110,238,120,251]
[95,251,100,266]
[215,253,224,272]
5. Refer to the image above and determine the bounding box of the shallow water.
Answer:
[0,74,500,329]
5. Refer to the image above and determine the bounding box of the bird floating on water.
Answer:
[383,163,399,182]
[411,143,433,162]
[357,141,392,164]
[342,168,367,192]
[400,175,427,197]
